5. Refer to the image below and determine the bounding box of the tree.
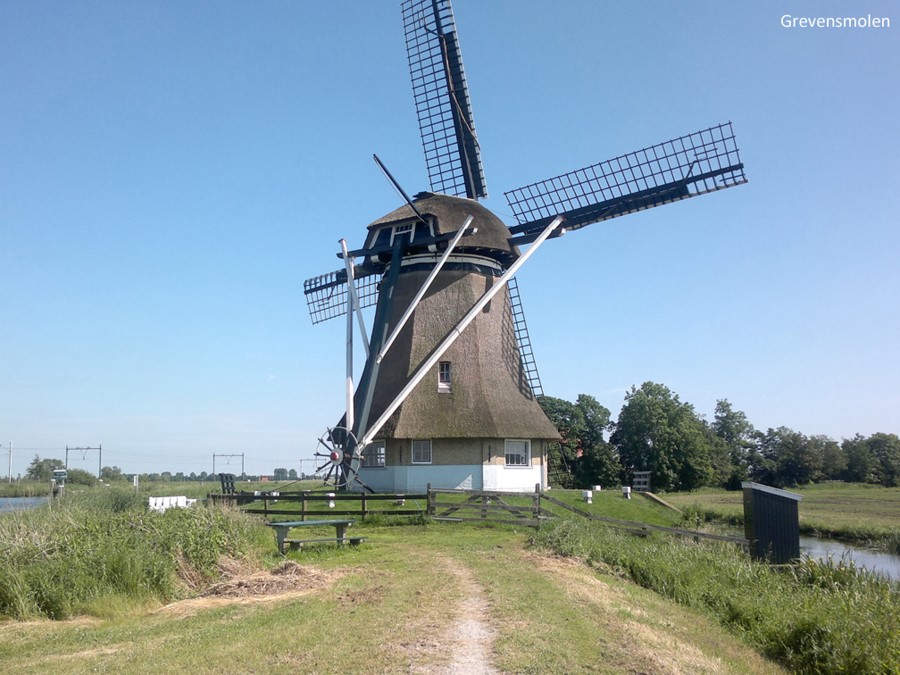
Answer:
[842,435,875,483]
[867,433,900,487]
[273,467,289,481]
[712,399,756,488]
[67,468,98,486]
[753,427,821,487]
[288,468,298,480]
[26,455,64,482]
[540,394,620,488]
[813,436,846,480]
[610,382,713,492]
[100,465,124,482]
[539,396,583,488]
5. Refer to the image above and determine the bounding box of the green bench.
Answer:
[266,519,365,554]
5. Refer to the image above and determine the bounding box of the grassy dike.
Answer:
[2,486,896,673]
[0,520,782,674]
[532,518,899,674]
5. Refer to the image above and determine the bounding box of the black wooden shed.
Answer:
[741,482,803,564]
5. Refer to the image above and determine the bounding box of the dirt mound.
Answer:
[199,560,335,599]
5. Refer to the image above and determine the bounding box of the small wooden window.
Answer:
[412,439,432,464]
[438,361,451,392]
[361,440,385,468]
[505,439,530,467]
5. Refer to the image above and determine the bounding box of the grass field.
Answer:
[3,483,898,672]
[0,523,783,674]
[665,483,900,551]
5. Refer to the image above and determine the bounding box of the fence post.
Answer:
[533,484,541,523]
[301,491,307,522]
[427,483,434,516]
[361,492,367,518]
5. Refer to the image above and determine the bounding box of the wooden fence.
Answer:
[208,486,747,547]
[207,490,427,519]
[541,493,748,547]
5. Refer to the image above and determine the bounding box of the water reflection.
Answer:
[800,535,900,581]
[0,496,49,513]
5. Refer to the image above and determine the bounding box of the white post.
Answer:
[359,215,565,448]
[376,215,475,364]
[341,239,356,433]
[339,239,370,357]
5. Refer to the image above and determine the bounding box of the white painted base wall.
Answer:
[358,464,542,493]
[483,464,543,492]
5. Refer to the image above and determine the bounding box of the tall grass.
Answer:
[0,488,270,620]
[532,519,899,674]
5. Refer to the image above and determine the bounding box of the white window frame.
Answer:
[438,361,451,392]
[361,440,385,468]
[391,221,414,246]
[412,439,432,465]
[504,439,531,467]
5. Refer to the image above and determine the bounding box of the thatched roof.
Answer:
[362,266,560,441]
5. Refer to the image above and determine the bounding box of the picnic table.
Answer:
[265,519,364,554]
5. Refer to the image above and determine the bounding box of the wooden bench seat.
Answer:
[265,519,359,554]
[282,536,366,550]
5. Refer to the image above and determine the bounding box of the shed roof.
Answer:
[741,482,803,501]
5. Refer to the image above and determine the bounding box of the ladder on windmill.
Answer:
[508,277,543,398]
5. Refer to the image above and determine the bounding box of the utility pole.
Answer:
[66,445,102,478]
[7,441,11,483]
[213,453,245,480]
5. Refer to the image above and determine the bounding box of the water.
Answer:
[800,535,900,581]
[0,496,48,514]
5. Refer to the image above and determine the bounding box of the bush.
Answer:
[532,519,899,674]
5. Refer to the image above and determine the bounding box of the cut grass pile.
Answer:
[667,483,900,552]
[532,518,900,674]
[0,488,270,620]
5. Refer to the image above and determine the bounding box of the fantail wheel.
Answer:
[314,426,363,490]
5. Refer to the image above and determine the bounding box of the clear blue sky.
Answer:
[2,1,897,477]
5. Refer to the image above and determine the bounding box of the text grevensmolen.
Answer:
[781,14,890,28]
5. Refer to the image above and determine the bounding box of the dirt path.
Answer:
[439,556,498,675]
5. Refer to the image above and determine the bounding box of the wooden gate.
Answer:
[426,485,544,527]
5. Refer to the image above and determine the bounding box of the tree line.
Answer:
[22,457,304,485]
[540,382,900,492]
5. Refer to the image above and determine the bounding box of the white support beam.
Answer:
[339,239,370,358]
[376,214,475,365]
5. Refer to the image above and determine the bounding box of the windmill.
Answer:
[304,0,747,491]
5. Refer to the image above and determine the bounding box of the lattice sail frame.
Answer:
[304,269,380,325]
[505,122,746,236]
[402,0,487,199]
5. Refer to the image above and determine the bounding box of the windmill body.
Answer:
[353,193,559,492]
[304,0,747,491]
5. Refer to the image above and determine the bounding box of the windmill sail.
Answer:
[505,122,746,243]
[303,269,380,325]
[402,0,487,199]
[507,277,543,398]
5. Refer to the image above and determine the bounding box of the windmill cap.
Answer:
[365,192,519,262]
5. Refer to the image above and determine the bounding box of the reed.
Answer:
[0,488,269,620]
